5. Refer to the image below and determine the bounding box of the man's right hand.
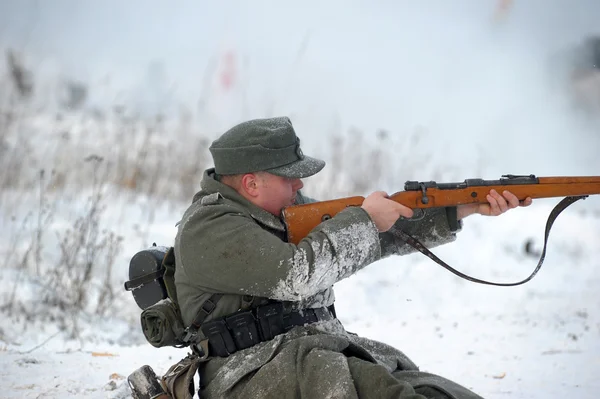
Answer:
[361,191,414,232]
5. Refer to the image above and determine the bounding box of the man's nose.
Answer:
[294,179,304,191]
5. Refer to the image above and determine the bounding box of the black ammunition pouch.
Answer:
[199,303,335,358]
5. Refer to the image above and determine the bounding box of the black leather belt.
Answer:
[198,303,334,358]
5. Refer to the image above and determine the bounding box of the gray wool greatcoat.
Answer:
[174,169,483,399]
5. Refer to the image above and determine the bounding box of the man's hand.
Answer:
[457,189,533,220]
[362,191,414,232]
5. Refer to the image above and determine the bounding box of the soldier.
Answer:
[173,116,532,399]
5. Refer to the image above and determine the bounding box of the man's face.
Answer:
[255,173,304,216]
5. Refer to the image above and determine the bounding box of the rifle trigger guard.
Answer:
[419,183,429,205]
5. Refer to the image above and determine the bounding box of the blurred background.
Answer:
[0,1,599,397]
[1,0,600,178]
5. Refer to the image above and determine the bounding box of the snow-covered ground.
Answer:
[1,196,599,398]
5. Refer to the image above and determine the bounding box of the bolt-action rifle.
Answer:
[282,174,600,286]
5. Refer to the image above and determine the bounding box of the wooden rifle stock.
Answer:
[282,175,600,245]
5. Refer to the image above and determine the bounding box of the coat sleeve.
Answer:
[379,207,462,258]
[177,204,381,302]
[294,192,460,259]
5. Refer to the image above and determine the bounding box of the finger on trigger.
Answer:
[396,203,413,218]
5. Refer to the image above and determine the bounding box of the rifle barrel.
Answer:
[393,176,600,208]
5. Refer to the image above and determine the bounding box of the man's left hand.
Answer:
[457,189,533,220]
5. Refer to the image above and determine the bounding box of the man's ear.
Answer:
[240,173,259,197]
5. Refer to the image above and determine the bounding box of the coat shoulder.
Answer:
[181,193,249,227]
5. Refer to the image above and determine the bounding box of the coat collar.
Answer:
[197,168,286,232]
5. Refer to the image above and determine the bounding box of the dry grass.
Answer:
[0,49,473,340]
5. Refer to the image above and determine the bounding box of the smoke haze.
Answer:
[1,0,599,178]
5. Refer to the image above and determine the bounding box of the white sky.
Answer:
[1,1,599,179]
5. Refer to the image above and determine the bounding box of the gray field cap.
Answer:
[209,117,326,178]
